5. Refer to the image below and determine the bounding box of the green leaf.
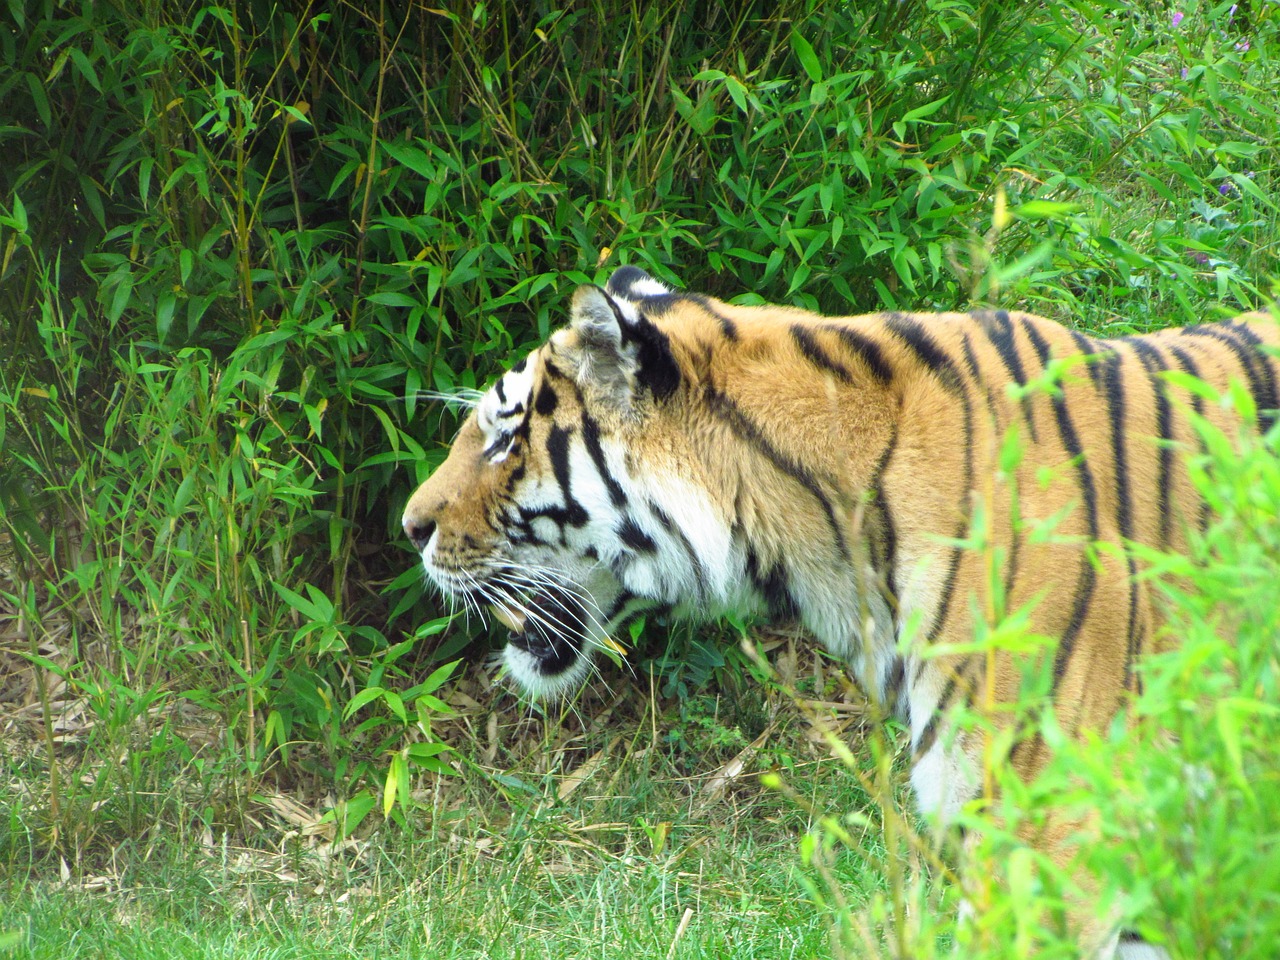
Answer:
[724,76,749,114]
[383,752,406,817]
[1014,200,1083,220]
[25,73,50,129]
[343,685,386,721]
[420,658,461,695]
[1215,698,1275,794]
[272,581,327,622]
[406,741,452,762]
[366,290,420,308]
[900,95,950,125]
[419,693,454,715]
[382,690,406,722]
[9,195,27,233]
[337,791,376,838]
[107,271,135,323]
[68,48,102,93]
[790,31,823,83]
[157,291,177,341]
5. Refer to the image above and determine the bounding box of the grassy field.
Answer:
[2,0,1279,957]
[2,639,897,959]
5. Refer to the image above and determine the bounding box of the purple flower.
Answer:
[1192,252,1210,264]
[1172,10,1184,27]
[1236,39,1250,52]
[1181,67,1190,79]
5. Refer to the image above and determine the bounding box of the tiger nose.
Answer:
[404,517,436,553]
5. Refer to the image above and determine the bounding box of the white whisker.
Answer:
[418,388,485,409]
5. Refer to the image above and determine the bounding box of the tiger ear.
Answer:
[569,285,680,409]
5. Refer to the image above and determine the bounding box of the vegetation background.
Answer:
[1,0,1277,957]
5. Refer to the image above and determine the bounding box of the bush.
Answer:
[0,0,1277,862]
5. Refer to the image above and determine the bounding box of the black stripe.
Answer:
[887,317,971,686]
[826,324,893,385]
[1121,337,1175,546]
[683,292,740,342]
[1130,615,1147,696]
[497,401,525,418]
[1166,344,1205,403]
[978,309,1038,442]
[603,590,639,623]
[541,357,570,384]
[545,425,589,529]
[883,313,963,391]
[1221,321,1279,430]
[885,656,906,717]
[1100,350,1134,539]
[715,309,739,341]
[1022,319,1100,682]
[506,508,547,546]
[502,459,526,493]
[581,413,627,508]
[745,546,797,618]
[643,290,740,341]
[791,325,853,382]
[957,331,981,379]
[973,327,1021,602]
[1121,555,1141,694]
[913,669,960,760]
[1166,343,1210,533]
[867,424,899,602]
[1068,329,1103,390]
[598,291,683,402]
[1024,321,1099,538]
[1102,343,1148,693]
[534,382,559,415]
[618,517,657,553]
[960,332,1002,441]
[483,428,515,459]
[704,384,851,563]
[1183,324,1276,431]
[495,378,507,404]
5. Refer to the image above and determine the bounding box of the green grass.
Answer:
[6,834,830,960]
[1,685,895,960]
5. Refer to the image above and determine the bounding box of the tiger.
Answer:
[401,265,1279,959]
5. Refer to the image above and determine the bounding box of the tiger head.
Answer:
[402,267,767,697]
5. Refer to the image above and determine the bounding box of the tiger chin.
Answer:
[403,265,1278,958]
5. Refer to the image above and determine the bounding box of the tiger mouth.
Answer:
[487,588,626,664]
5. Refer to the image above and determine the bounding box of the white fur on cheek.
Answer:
[637,469,738,606]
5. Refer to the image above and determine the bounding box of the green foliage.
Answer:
[0,0,1277,885]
